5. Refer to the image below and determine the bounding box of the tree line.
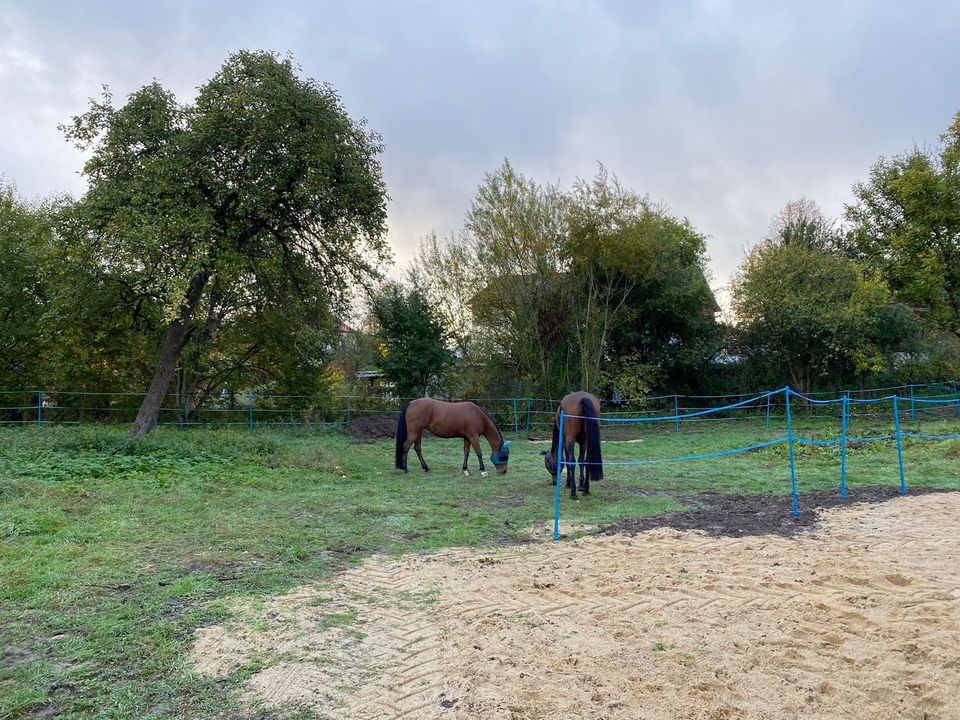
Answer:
[1,50,958,434]
[373,111,960,399]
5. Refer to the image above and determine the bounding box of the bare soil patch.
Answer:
[601,485,955,538]
[343,414,397,442]
[191,493,960,719]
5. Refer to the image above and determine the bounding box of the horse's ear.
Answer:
[503,440,512,452]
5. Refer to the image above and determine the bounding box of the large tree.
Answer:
[63,51,389,435]
[733,202,916,392]
[566,169,720,394]
[408,161,719,398]
[846,111,960,342]
[406,231,476,360]
[369,282,451,398]
[768,197,838,251]
[465,161,572,395]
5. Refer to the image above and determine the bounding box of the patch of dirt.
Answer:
[27,703,60,719]
[342,414,397,442]
[182,558,260,580]
[0,645,41,669]
[601,485,956,538]
[525,432,552,442]
[190,493,960,720]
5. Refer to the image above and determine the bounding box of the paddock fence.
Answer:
[552,384,960,539]
[1,381,958,435]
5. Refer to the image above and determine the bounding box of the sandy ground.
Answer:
[190,494,960,719]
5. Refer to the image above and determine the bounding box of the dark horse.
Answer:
[395,398,511,476]
[544,391,603,499]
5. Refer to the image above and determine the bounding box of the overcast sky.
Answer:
[2,0,958,305]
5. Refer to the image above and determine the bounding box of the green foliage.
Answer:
[0,185,58,390]
[466,161,572,395]
[407,231,476,358]
[370,282,451,397]
[61,51,390,431]
[565,169,655,392]
[410,161,721,399]
[732,212,917,392]
[846,110,960,349]
[576,180,721,395]
[598,352,659,402]
[768,198,839,252]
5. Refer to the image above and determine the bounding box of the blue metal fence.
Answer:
[553,385,960,540]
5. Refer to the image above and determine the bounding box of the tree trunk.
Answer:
[130,319,195,437]
[130,272,210,437]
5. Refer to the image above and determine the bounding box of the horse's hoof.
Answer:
[480,470,488,478]
[464,470,470,476]
[423,467,430,472]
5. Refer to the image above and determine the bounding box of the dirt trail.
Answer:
[191,494,960,719]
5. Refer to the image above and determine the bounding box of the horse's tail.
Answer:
[581,397,603,481]
[395,403,409,469]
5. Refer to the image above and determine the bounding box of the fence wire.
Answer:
[2,381,957,435]
[552,384,960,540]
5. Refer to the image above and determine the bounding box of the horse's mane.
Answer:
[477,406,503,444]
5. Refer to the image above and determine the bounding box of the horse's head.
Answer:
[490,440,511,474]
[543,449,557,476]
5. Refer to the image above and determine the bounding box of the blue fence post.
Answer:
[892,394,906,496]
[673,394,680,433]
[909,384,916,422]
[953,381,959,418]
[785,387,800,516]
[37,391,43,428]
[512,397,519,434]
[553,411,565,541]
[247,391,254,431]
[765,392,771,428]
[839,394,848,503]
[525,398,532,434]
[345,397,352,426]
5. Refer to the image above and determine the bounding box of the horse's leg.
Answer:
[402,431,416,473]
[578,440,589,494]
[414,437,429,472]
[462,439,471,476]
[470,436,487,477]
[565,440,577,499]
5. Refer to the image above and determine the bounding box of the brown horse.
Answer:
[544,391,603,499]
[395,398,511,476]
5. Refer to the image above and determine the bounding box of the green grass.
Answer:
[1,416,958,719]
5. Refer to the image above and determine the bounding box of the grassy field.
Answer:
[1,415,959,719]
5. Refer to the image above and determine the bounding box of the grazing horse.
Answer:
[544,391,603,499]
[395,398,511,476]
